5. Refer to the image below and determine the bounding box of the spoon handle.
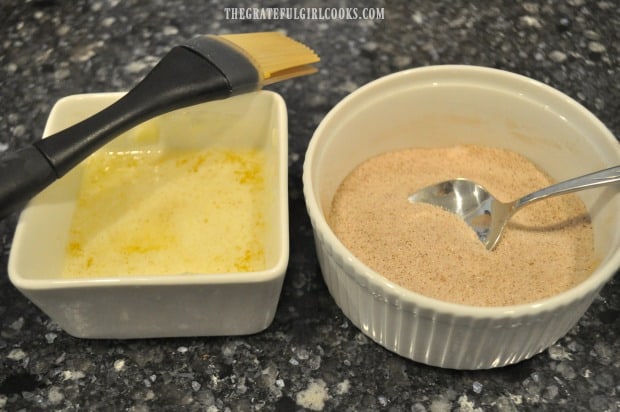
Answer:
[514,165,620,210]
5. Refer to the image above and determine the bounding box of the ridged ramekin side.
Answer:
[310,218,600,369]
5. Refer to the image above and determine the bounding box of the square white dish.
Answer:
[9,91,289,339]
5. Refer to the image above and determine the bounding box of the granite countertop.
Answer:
[0,1,618,410]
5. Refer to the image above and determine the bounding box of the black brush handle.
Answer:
[0,146,57,218]
[0,38,259,220]
[35,46,231,177]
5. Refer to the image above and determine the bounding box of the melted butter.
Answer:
[62,147,267,278]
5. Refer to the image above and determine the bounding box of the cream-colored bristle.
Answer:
[219,32,320,83]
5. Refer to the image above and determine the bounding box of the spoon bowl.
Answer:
[408,166,620,250]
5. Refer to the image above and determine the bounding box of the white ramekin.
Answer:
[303,65,620,369]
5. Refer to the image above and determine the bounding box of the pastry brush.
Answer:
[0,32,319,219]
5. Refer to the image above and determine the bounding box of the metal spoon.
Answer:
[408,165,620,250]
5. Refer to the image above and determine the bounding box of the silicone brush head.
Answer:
[218,32,320,85]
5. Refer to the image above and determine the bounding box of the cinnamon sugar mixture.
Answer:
[328,145,596,306]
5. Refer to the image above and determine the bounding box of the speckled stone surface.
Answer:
[0,1,618,411]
